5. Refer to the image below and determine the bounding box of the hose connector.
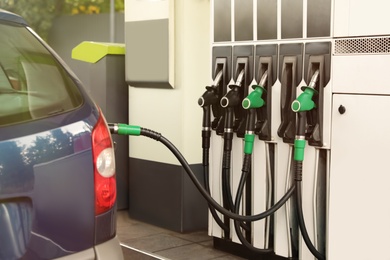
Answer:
[294,135,306,161]
[244,133,255,155]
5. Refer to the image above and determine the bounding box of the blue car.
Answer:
[0,9,123,260]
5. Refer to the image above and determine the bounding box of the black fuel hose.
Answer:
[138,127,296,222]
[203,163,230,234]
[233,154,274,253]
[205,150,248,234]
[295,160,325,260]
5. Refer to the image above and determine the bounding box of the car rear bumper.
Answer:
[55,236,124,260]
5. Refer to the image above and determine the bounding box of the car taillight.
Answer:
[92,110,116,215]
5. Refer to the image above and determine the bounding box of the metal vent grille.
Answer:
[335,37,390,54]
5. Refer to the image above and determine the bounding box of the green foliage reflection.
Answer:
[0,0,124,40]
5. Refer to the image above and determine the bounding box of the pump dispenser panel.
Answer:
[212,46,232,135]
[231,45,254,138]
[304,42,331,147]
[206,1,390,259]
[278,44,303,144]
[254,44,278,141]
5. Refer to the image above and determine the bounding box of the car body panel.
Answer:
[0,89,99,260]
[0,8,121,260]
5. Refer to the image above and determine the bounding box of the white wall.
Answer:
[125,0,211,165]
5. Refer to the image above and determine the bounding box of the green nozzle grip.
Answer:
[242,85,266,109]
[292,87,317,112]
[118,124,141,136]
[244,134,255,155]
[294,139,306,161]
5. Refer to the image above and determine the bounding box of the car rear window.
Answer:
[0,21,83,126]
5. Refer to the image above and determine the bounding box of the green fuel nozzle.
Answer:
[242,85,266,110]
[292,70,319,161]
[291,69,319,113]
[242,71,268,155]
[291,87,317,113]
[242,71,268,110]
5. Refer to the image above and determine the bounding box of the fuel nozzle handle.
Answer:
[242,71,268,110]
[241,71,268,155]
[198,84,220,153]
[220,69,245,108]
[198,85,219,127]
[198,70,223,115]
[219,69,245,152]
[292,70,320,161]
[198,85,219,108]
[291,70,319,113]
[220,83,242,134]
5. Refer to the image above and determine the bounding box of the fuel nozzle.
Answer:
[220,69,245,134]
[108,123,141,136]
[198,70,223,108]
[198,85,219,129]
[292,69,320,161]
[241,71,268,155]
[291,70,319,113]
[242,71,268,110]
[198,70,223,155]
[220,69,245,109]
[198,70,223,131]
[219,69,245,152]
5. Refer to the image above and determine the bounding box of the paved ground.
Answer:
[116,210,246,260]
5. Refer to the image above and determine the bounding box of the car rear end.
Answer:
[0,9,123,260]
